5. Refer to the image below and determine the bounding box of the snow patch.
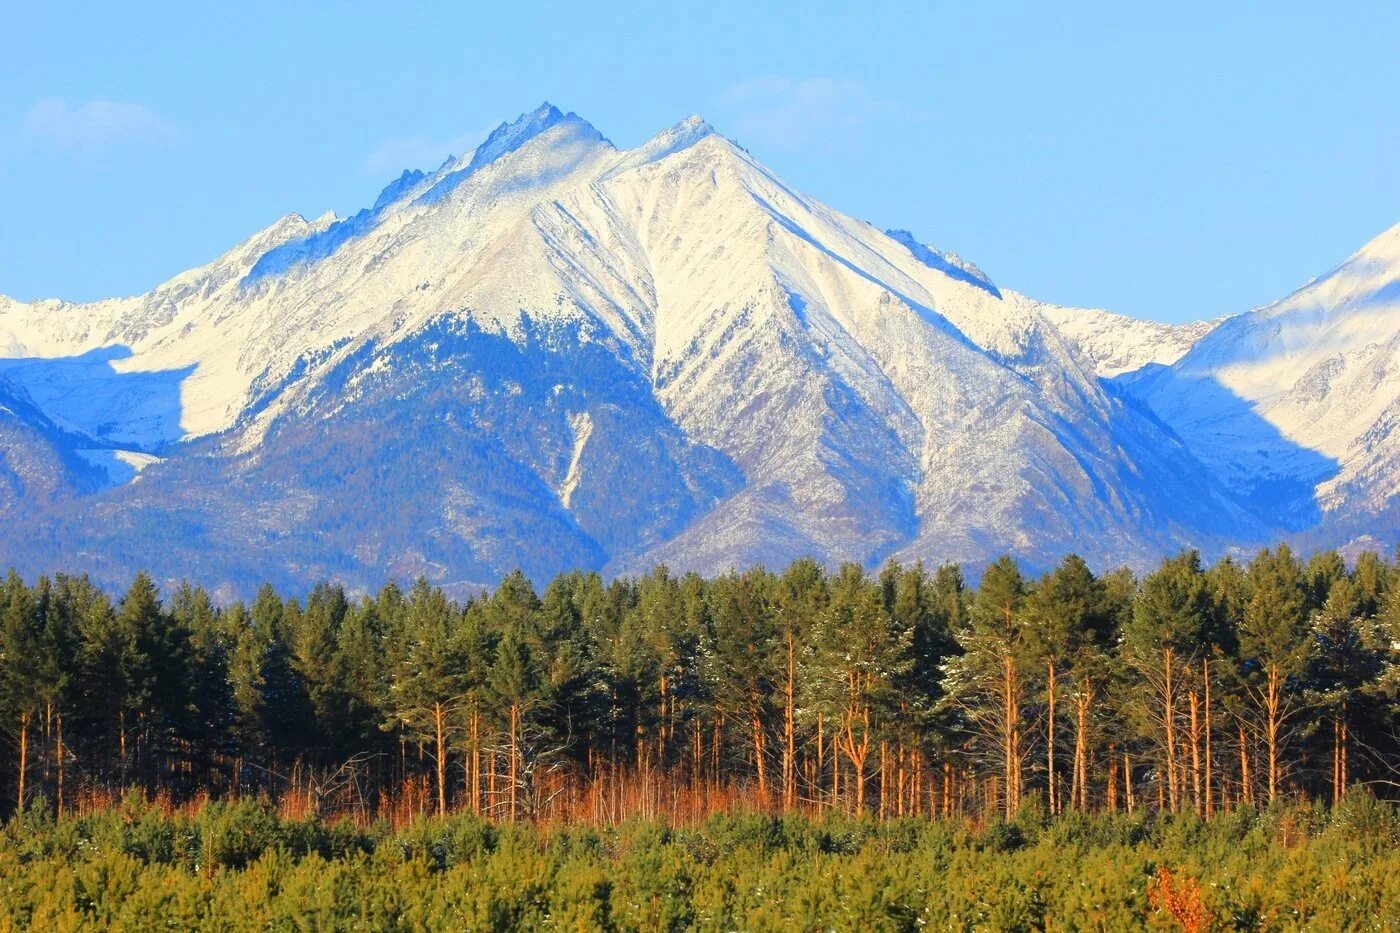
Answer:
[559,411,594,508]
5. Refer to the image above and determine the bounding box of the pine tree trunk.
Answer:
[1047,660,1057,815]
[470,707,481,815]
[434,703,447,818]
[1123,752,1135,814]
[509,704,520,821]
[1107,754,1118,812]
[1163,649,1179,813]
[1332,708,1344,795]
[657,674,668,767]
[1073,690,1090,811]
[1188,690,1202,815]
[1336,701,1349,801]
[1003,651,1019,818]
[1203,657,1213,817]
[783,632,796,812]
[846,729,869,814]
[879,741,888,819]
[1332,713,1342,805]
[832,730,841,811]
[749,699,768,801]
[1265,663,1281,804]
[56,711,65,814]
[16,712,30,813]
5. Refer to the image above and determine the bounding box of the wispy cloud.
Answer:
[716,77,904,152]
[22,98,177,151]
[361,129,490,176]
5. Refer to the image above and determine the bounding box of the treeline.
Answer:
[1,544,1397,823]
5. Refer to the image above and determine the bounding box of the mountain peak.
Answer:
[1357,219,1400,263]
[469,102,578,168]
[415,103,603,207]
[602,114,717,179]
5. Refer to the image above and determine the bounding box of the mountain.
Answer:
[1035,303,1221,378]
[1125,222,1400,542]
[0,103,1392,596]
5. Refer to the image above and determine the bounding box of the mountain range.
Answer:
[2,103,1397,598]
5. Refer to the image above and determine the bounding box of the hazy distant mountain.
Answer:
[0,103,1393,595]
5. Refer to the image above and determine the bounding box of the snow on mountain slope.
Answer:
[1034,301,1220,377]
[0,103,1389,594]
[1127,222,1400,531]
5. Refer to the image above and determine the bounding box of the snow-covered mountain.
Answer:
[1125,222,1400,537]
[1035,303,1221,377]
[0,103,1392,595]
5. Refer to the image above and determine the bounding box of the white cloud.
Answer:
[360,129,490,176]
[22,98,176,150]
[716,77,902,151]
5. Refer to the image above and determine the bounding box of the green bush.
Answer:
[2,801,1398,930]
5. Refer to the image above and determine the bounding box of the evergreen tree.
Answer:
[1239,545,1310,803]
[1305,574,1385,803]
[1025,554,1115,813]
[776,558,824,810]
[706,570,779,799]
[944,556,1031,817]
[807,564,911,814]
[387,578,465,817]
[0,571,43,810]
[1123,551,1213,813]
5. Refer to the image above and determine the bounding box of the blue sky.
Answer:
[3,1,1396,322]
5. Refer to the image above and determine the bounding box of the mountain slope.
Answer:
[1035,302,1220,377]
[1126,223,1400,535]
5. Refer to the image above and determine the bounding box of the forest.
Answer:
[3,545,1400,928]
[1,545,1397,825]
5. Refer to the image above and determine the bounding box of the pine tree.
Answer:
[776,559,824,811]
[1124,551,1213,813]
[1025,555,1115,813]
[807,564,911,814]
[0,571,43,811]
[706,569,779,800]
[1305,574,1384,803]
[1239,545,1310,803]
[944,556,1030,818]
[388,578,466,817]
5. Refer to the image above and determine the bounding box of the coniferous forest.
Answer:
[3,545,1400,928]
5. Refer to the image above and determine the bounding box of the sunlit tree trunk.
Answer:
[509,703,521,820]
[1332,701,1348,804]
[1002,651,1022,818]
[748,695,768,801]
[1188,689,1202,815]
[1203,658,1213,817]
[56,711,65,814]
[1072,679,1093,810]
[1123,752,1135,814]
[16,712,30,813]
[1107,753,1118,812]
[431,703,449,817]
[1046,660,1057,815]
[1263,662,1283,804]
[1163,648,1180,813]
[783,631,796,812]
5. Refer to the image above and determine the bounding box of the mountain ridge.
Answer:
[1,104,1395,596]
